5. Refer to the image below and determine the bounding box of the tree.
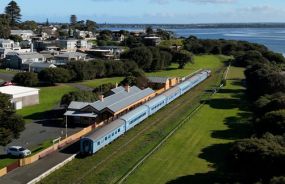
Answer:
[5,0,21,26]
[125,47,153,71]
[93,83,115,96]
[38,68,72,85]
[70,15,77,26]
[9,34,22,42]
[45,18,49,26]
[60,91,98,108]
[0,14,11,38]
[120,70,149,89]
[12,72,39,87]
[256,110,285,135]
[20,20,37,30]
[146,26,154,35]
[173,50,193,69]
[85,20,97,32]
[230,133,285,180]
[0,93,25,146]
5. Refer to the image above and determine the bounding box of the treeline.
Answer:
[224,45,285,183]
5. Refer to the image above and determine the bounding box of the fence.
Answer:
[0,121,104,177]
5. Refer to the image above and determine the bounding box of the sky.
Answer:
[0,0,285,24]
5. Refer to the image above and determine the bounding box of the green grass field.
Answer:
[123,67,250,184]
[41,61,226,184]
[78,77,124,88]
[17,84,77,122]
[146,55,229,77]
[159,39,183,48]
[0,69,18,74]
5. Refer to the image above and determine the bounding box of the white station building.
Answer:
[0,86,40,110]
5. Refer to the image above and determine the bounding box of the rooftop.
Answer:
[68,86,155,114]
[56,52,87,58]
[0,86,39,96]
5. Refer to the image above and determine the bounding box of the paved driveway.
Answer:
[0,73,14,81]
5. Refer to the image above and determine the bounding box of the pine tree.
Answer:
[5,0,22,27]
[70,15,77,26]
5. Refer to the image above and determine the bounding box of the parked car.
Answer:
[6,146,31,157]
[1,81,15,86]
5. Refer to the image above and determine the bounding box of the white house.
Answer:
[11,30,34,41]
[0,39,14,49]
[0,86,40,110]
[55,39,78,52]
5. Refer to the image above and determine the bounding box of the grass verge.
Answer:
[17,84,77,122]
[123,66,251,184]
[77,77,124,88]
[146,55,229,77]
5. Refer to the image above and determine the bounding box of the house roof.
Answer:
[64,111,97,118]
[0,86,39,96]
[0,39,14,44]
[30,62,56,68]
[11,30,34,35]
[7,52,45,60]
[147,76,171,84]
[56,52,87,58]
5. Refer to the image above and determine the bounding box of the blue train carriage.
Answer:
[80,119,126,154]
[178,80,191,95]
[144,95,167,116]
[122,105,149,131]
[163,86,181,104]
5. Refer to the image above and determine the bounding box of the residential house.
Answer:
[29,62,57,73]
[144,36,161,46]
[11,30,34,41]
[54,52,88,65]
[55,39,78,52]
[5,52,46,70]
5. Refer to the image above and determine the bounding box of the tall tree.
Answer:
[0,14,11,38]
[5,0,21,27]
[70,14,77,26]
[0,93,25,146]
[173,50,194,69]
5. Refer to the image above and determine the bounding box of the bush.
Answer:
[38,68,72,85]
[12,72,39,87]
[61,91,98,108]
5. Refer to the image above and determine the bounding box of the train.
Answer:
[80,70,211,154]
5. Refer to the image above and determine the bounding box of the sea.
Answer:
[105,27,285,55]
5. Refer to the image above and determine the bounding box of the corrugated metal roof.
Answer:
[16,52,45,60]
[111,86,125,94]
[90,86,142,111]
[120,105,149,122]
[56,52,87,58]
[30,62,56,68]
[64,111,97,118]
[147,77,169,84]
[107,88,154,113]
[68,101,91,110]
[11,30,34,34]
[84,119,125,141]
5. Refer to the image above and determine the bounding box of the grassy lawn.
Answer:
[41,63,226,184]
[77,77,124,88]
[17,84,77,122]
[0,69,19,75]
[123,66,250,184]
[146,55,229,78]
[159,39,183,48]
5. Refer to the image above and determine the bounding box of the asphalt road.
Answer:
[0,73,14,81]
[0,120,83,155]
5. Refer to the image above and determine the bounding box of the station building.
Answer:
[64,85,155,125]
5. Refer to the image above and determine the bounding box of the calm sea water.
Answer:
[105,27,285,54]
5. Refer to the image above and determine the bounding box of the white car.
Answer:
[6,146,31,157]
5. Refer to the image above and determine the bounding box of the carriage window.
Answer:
[112,132,114,136]
[97,142,100,146]
[118,128,120,132]
[105,137,107,140]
